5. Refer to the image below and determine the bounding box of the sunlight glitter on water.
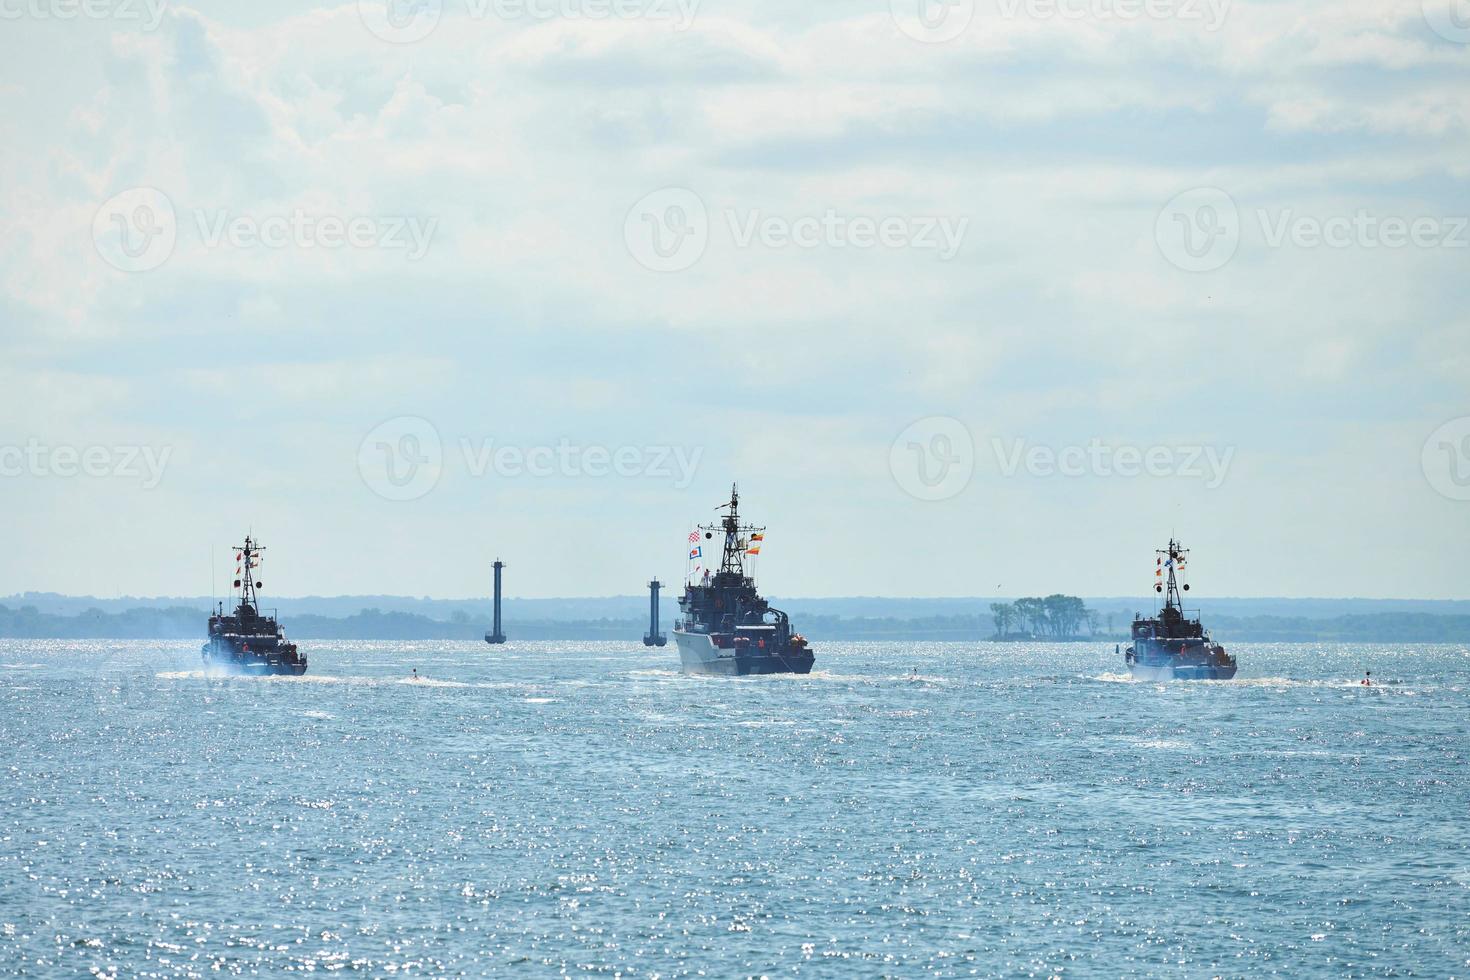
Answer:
[2,639,1467,976]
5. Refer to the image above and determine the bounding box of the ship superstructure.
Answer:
[1123,539,1236,680]
[673,485,813,676]
[202,535,307,676]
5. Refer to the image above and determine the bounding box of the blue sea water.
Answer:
[1,639,1468,977]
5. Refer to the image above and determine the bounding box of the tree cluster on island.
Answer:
[989,596,1102,641]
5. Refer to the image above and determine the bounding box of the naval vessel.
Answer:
[1123,538,1236,680]
[202,535,307,676]
[673,485,813,676]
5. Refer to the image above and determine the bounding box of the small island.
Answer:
[989,595,1102,641]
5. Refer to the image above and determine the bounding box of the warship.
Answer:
[1122,538,1236,680]
[202,535,307,676]
[674,485,814,676]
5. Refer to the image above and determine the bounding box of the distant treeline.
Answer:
[1204,614,1470,643]
[0,605,630,641]
[988,595,1097,640]
[10,592,1470,622]
[2,604,1469,643]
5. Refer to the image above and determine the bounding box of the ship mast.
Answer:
[1158,538,1187,612]
[235,535,264,614]
[702,483,765,580]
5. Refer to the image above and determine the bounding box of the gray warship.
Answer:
[1123,538,1236,680]
[673,485,814,676]
[202,535,307,676]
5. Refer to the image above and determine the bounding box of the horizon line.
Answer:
[5,592,1470,603]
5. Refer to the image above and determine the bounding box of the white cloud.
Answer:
[0,0,1465,596]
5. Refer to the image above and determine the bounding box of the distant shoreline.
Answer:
[3,601,1469,643]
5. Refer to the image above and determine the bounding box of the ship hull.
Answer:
[1126,639,1236,681]
[1129,660,1237,681]
[673,629,814,676]
[202,641,307,676]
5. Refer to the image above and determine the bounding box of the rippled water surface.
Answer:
[2,640,1468,976]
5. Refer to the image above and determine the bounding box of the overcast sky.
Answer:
[1,0,1467,600]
